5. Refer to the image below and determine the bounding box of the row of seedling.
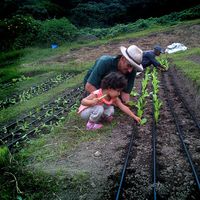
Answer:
[151,68,162,124]
[136,67,151,125]
[128,67,151,125]
[0,75,30,89]
[0,73,75,109]
[0,86,83,147]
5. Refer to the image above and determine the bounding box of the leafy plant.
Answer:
[140,118,147,125]
[0,146,10,167]
[151,68,163,124]
[37,18,78,46]
[158,57,170,71]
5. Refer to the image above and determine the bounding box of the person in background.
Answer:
[78,72,141,130]
[142,45,165,70]
[84,45,143,104]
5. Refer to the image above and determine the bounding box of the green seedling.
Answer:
[126,101,136,107]
[130,90,139,97]
[158,57,170,70]
[140,118,147,125]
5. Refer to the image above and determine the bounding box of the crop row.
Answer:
[0,73,75,109]
[0,75,30,89]
[0,85,83,148]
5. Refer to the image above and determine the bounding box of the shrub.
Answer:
[3,15,40,49]
[36,18,78,47]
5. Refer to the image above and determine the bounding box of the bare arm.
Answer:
[120,92,130,104]
[115,97,141,123]
[81,93,99,107]
[85,82,97,93]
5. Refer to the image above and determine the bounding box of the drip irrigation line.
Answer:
[0,85,83,131]
[1,86,83,147]
[7,100,76,148]
[1,110,48,141]
[152,103,157,200]
[0,73,75,110]
[169,69,200,130]
[115,123,137,200]
[163,73,200,191]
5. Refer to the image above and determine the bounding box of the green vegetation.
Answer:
[0,72,85,124]
[157,57,170,71]
[0,10,200,199]
[168,48,200,89]
[0,108,114,200]
[0,5,199,51]
[151,68,162,124]
[136,68,150,123]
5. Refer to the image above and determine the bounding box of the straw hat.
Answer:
[120,45,143,72]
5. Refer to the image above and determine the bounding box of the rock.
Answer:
[196,146,200,152]
[183,139,190,145]
[94,151,101,157]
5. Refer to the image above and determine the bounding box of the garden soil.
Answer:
[38,24,200,200]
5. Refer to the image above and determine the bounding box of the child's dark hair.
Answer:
[101,72,127,90]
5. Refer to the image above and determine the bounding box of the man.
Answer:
[84,45,143,103]
[142,45,165,70]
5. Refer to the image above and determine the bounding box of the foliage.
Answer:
[70,1,126,27]
[1,15,40,50]
[79,5,200,39]
[1,5,199,51]
[157,57,170,71]
[36,17,78,47]
[0,146,10,167]
[0,159,59,200]
[17,0,65,20]
[168,48,200,89]
[151,68,162,124]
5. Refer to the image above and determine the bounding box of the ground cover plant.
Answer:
[167,48,200,88]
[0,17,200,199]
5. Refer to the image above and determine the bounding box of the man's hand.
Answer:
[158,65,166,72]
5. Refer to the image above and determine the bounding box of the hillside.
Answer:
[0,20,200,200]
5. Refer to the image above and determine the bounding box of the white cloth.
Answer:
[165,43,187,54]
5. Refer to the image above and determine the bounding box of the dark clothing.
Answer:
[84,55,136,93]
[142,50,161,68]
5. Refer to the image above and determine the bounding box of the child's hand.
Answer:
[134,116,141,123]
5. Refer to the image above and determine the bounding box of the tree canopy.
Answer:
[0,0,199,27]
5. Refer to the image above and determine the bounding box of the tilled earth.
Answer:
[114,67,200,200]
[38,23,200,200]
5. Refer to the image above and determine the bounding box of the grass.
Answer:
[167,48,200,89]
[1,109,115,200]
[17,108,114,164]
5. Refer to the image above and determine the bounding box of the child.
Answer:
[78,72,141,130]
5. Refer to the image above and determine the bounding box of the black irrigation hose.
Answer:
[1,86,83,147]
[115,123,137,200]
[1,110,48,141]
[7,97,78,148]
[152,103,157,200]
[0,85,83,131]
[168,68,200,130]
[0,73,75,109]
[162,73,200,191]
